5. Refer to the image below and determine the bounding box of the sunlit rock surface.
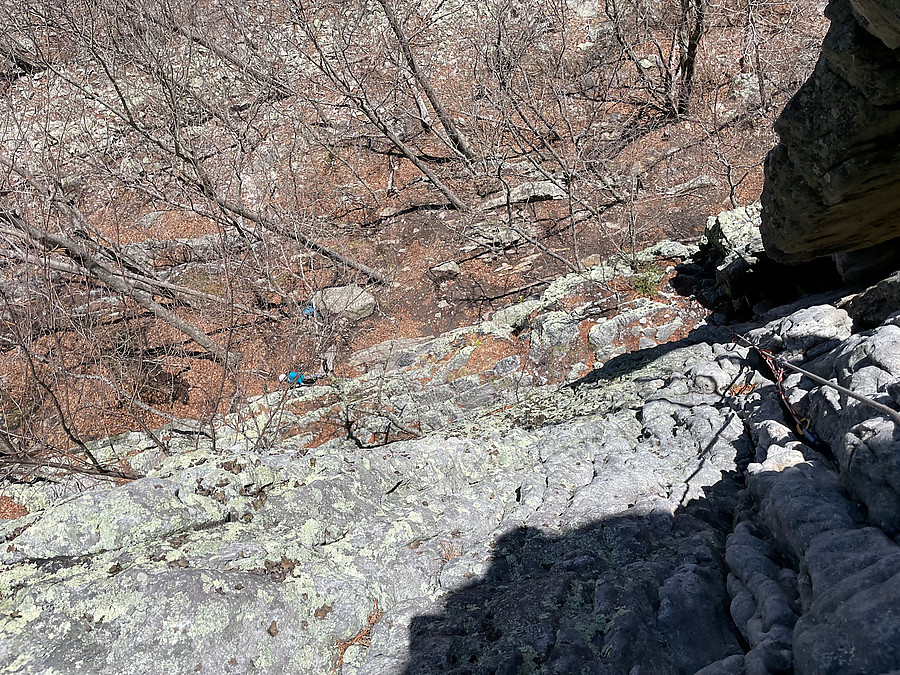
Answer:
[3,246,900,675]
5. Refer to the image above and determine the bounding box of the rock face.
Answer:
[760,0,900,262]
[480,180,567,210]
[4,245,900,674]
[703,201,762,258]
[844,268,900,327]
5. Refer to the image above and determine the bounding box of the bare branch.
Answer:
[0,186,242,368]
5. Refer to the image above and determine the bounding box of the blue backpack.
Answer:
[279,372,312,386]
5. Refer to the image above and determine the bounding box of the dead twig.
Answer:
[435,541,463,562]
[331,599,384,674]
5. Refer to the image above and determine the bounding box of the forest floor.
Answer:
[0,0,827,459]
[0,110,769,450]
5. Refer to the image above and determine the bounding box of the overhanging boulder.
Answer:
[760,0,900,262]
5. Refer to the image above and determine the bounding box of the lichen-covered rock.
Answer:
[0,320,754,674]
[488,299,542,334]
[698,202,844,315]
[529,310,582,361]
[746,304,853,358]
[633,239,698,262]
[703,201,762,258]
[722,303,900,674]
[788,320,900,533]
[0,478,227,564]
[588,298,666,358]
[6,257,900,674]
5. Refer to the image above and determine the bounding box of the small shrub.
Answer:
[630,265,663,298]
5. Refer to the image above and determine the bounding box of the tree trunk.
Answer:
[374,0,478,166]
[676,0,708,115]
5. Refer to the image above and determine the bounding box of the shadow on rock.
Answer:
[402,474,748,675]
[567,291,853,392]
[567,322,738,390]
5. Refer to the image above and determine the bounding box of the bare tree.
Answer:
[374,0,478,167]
[289,0,471,210]
[0,0,828,465]
[0,187,242,368]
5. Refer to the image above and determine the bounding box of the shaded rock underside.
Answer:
[761,0,900,262]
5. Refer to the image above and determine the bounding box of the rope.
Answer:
[756,348,826,447]
[733,332,900,428]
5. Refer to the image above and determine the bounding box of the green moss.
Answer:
[575,606,628,652]
[516,645,541,674]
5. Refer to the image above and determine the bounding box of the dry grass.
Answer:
[435,541,464,563]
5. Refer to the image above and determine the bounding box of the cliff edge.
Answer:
[2,235,900,673]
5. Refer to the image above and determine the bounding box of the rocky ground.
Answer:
[2,203,900,674]
[5,1,900,671]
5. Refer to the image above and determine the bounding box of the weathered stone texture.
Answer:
[761,0,900,262]
[844,268,900,326]
[312,284,377,320]
[5,252,900,674]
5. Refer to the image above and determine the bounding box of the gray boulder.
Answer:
[313,284,376,320]
[427,261,461,282]
[703,201,762,258]
[844,270,900,327]
[481,180,567,210]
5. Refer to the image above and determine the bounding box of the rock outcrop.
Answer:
[313,284,377,320]
[696,202,841,315]
[844,268,900,327]
[3,241,900,674]
[760,0,900,262]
